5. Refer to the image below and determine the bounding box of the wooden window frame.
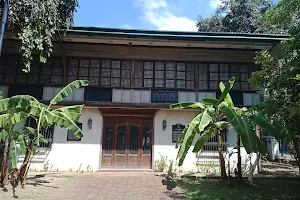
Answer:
[0,54,64,86]
[65,57,255,92]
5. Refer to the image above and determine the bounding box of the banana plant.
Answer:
[170,77,281,180]
[0,80,88,186]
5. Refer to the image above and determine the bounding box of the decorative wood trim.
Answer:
[102,114,155,118]
[62,43,68,85]
[131,60,135,88]
[195,63,199,90]
[62,35,273,50]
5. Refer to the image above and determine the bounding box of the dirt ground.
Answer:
[0,172,187,200]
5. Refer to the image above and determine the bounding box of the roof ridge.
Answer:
[69,26,289,39]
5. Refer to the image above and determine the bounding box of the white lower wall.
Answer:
[153,109,199,172]
[17,107,259,174]
[226,127,258,174]
[19,107,102,172]
[153,110,259,174]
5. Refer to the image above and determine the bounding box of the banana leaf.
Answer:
[44,110,83,138]
[17,135,27,155]
[220,104,267,155]
[177,107,214,166]
[192,126,217,153]
[170,102,206,110]
[11,140,17,169]
[52,105,84,121]
[218,77,235,105]
[50,80,89,106]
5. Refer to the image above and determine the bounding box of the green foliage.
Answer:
[197,0,274,33]
[177,178,300,200]
[8,0,79,72]
[192,126,217,153]
[50,80,89,106]
[43,161,49,172]
[155,153,169,172]
[86,165,92,172]
[0,80,88,170]
[264,0,300,32]
[177,108,214,166]
[249,0,300,169]
[170,78,274,171]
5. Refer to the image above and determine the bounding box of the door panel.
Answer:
[141,127,152,168]
[116,125,126,167]
[128,126,139,167]
[102,117,153,169]
[102,126,113,167]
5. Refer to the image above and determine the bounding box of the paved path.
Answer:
[1,172,187,200]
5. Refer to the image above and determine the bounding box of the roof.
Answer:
[66,26,289,43]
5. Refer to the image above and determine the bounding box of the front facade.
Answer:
[0,27,287,173]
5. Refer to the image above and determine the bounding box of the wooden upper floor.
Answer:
[0,27,288,107]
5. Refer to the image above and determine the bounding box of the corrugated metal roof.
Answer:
[66,26,289,43]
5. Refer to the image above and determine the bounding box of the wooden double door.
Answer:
[102,117,153,169]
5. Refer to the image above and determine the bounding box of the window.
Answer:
[8,85,44,100]
[172,124,185,143]
[144,62,153,87]
[199,64,208,89]
[166,62,175,88]
[231,64,256,91]
[104,126,113,154]
[0,55,18,84]
[66,58,256,91]
[134,61,196,89]
[134,61,143,87]
[217,90,243,106]
[84,87,112,101]
[203,63,255,91]
[40,57,64,85]
[243,92,260,106]
[176,63,185,88]
[151,90,178,103]
[143,127,151,154]
[67,122,82,141]
[186,63,195,89]
[68,58,131,87]
[0,55,63,85]
[203,129,227,151]
[26,118,54,148]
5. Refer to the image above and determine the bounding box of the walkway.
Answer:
[0,172,187,200]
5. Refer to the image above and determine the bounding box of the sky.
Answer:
[74,0,223,31]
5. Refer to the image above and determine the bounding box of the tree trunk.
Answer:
[292,137,300,174]
[2,140,11,185]
[0,140,4,181]
[237,135,242,184]
[256,126,262,173]
[19,141,34,187]
[217,129,227,180]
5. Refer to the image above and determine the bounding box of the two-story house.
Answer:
[0,27,287,172]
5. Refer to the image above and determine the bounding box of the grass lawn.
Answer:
[177,178,300,200]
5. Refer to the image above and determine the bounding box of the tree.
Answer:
[4,0,78,72]
[249,0,300,172]
[197,0,274,33]
[170,77,279,181]
[0,80,88,187]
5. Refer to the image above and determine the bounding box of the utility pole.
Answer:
[0,0,9,56]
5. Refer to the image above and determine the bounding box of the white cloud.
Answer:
[135,0,197,32]
[209,0,223,9]
[123,24,132,29]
